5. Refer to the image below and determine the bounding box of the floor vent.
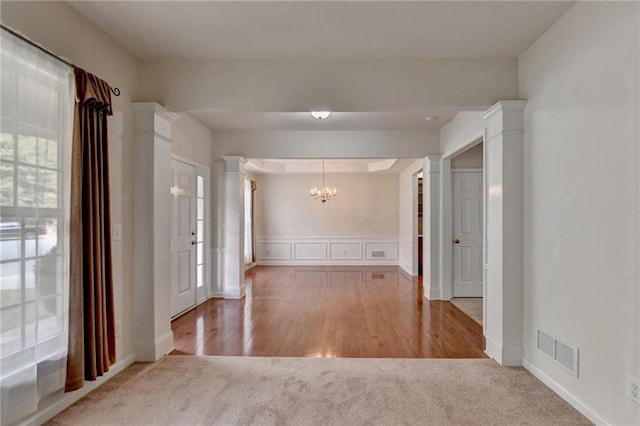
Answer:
[537,328,579,377]
[371,251,386,258]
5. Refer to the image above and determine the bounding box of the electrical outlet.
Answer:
[115,321,122,337]
[628,376,640,405]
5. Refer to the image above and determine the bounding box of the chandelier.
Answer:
[310,159,337,203]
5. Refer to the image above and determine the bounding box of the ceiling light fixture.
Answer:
[424,115,437,122]
[310,159,337,204]
[310,110,331,120]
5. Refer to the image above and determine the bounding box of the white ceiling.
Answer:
[188,109,466,131]
[67,1,574,133]
[70,1,574,61]
[245,158,418,174]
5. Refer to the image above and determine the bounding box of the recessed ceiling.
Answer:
[69,1,575,61]
[245,159,419,174]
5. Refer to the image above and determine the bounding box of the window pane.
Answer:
[0,305,21,356]
[0,161,14,206]
[37,168,58,208]
[38,138,57,168]
[37,249,58,298]
[197,242,203,265]
[0,133,14,160]
[17,134,37,165]
[17,165,36,207]
[196,264,203,288]
[37,220,55,256]
[197,220,204,242]
[0,261,21,306]
[24,259,36,302]
[24,301,36,346]
[0,239,21,261]
[197,198,204,220]
[38,296,60,341]
[197,176,204,198]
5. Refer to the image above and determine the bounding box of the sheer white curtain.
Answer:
[243,178,253,265]
[0,28,74,424]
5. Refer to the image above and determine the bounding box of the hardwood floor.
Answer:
[171,266,486,358]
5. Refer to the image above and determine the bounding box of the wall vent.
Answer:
[536,328,579,377]
[372,273,385,279]
[371,251,386,258]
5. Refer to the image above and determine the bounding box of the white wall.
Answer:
[398,160,424,274]
[212,130,439,159]
[519,2,639,424]
[440,111,484,158]
[256,173,398,237]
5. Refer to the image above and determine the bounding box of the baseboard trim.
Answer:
[424,286,440,300]
[19,353,136,426]
[223,288,246,299]
[209,291,225,298]
[399,261,413,276]
[257,261,399,267]
[135,330,174,362]
[484,336,522,366]
[522,358,609,426]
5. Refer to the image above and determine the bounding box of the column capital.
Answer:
[223,156,247,173]
[133,102,180,140]
[424,155,441,173]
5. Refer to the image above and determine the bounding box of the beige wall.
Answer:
[398,160,423,273]
[1,1,141,362]
[171,113,214,166]
[451,143,483,168]
[255,173,399,237]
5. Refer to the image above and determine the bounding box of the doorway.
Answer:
[452,169,483,297]
[170,159,197,316]
[449,142,484,324]
[170,157,210,317]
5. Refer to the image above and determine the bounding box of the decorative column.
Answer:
[482,100,526,366]
[222,156,246,299]
[132,102,179,361]
[422,155,441,299]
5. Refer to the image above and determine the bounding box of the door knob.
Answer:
[191,241,196,245]
[454,239,460,244]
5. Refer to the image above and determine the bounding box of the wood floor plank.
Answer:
[171,266,486,358]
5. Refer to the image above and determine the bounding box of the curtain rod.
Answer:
[1,24,121,97]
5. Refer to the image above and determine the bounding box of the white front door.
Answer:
[171,159,197,316]
[453,171,483,297]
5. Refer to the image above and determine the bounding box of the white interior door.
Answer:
[453,171,483,297]
[171,159,197,316]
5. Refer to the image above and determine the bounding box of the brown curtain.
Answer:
[65,67,116,392]
[250,180,257,263]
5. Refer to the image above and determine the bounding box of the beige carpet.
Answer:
[451,298,483,326]
[46,356,590,425]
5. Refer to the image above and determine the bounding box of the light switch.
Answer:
[113,224,122,241]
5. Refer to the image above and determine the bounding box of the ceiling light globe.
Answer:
[310,110,331,120]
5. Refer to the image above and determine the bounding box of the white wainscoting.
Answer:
[257,236,399,266]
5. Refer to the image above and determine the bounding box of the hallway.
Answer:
[171,266,485,358]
